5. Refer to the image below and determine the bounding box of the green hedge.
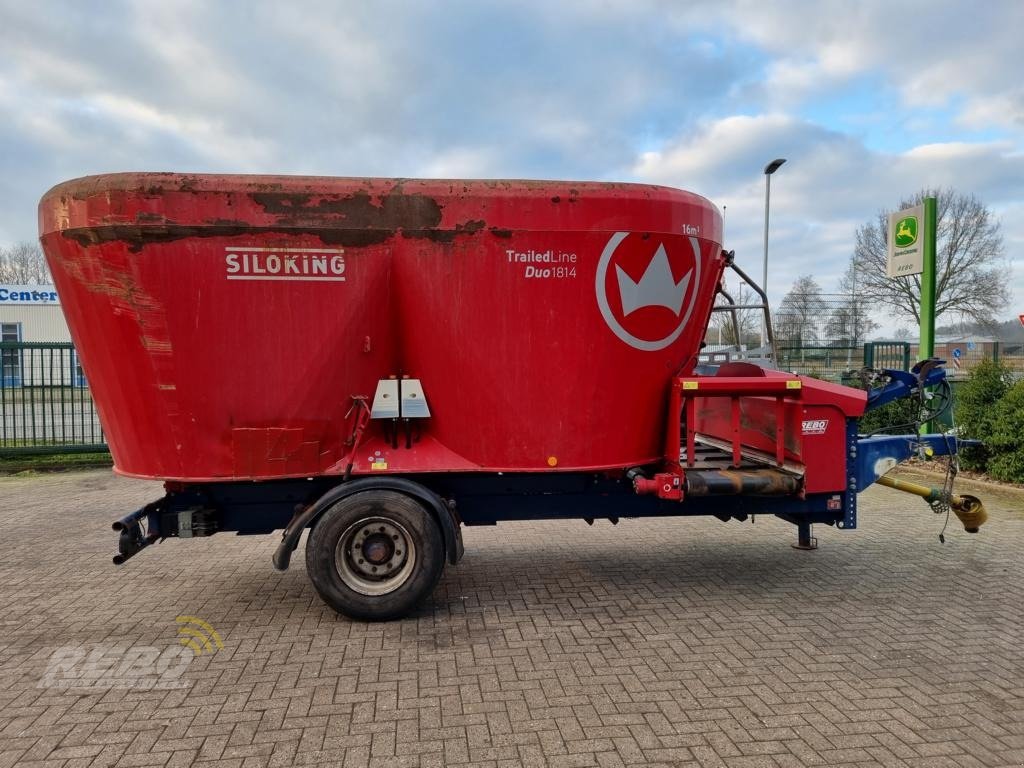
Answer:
[857,395,921,436]
[952,359,1024,482]
[986,380,1024,483]
[955,359,1014,474]
[854,359,1024,483]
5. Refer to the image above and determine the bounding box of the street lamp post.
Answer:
[761,158,786,349]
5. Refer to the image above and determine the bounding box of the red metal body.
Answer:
[39,174,725,481]
[671,364,866,495]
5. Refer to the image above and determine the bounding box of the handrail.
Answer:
[704,253,778,366]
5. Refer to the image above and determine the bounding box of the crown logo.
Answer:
[615,243,692,316]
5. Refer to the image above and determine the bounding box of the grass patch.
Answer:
[0,452,112,474]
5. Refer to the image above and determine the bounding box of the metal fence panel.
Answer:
[774,346,858,379]
[771,294,872,380]
[0,342,107,455]
[771,293,1024,378]
[863,341,911,371]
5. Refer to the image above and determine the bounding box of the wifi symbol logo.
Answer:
[175,616,224,656]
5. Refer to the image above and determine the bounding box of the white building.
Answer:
[0,285,71,343]
[1,284,76,387]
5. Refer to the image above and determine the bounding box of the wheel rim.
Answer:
[334,516,417,596]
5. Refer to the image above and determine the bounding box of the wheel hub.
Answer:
[335,517,416,595]
[363,534,392,565]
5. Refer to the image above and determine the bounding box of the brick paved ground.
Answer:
[0,470,1022,768]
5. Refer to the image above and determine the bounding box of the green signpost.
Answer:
[918,197,937,363]
[886,197,937,432]
[886,197,937,359]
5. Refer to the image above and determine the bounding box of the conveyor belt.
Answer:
[680,439,803,496]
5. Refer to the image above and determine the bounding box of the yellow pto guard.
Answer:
[875,474,987,533]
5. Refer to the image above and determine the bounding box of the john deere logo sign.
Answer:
[893,216,918,248]
[886,204,925,278]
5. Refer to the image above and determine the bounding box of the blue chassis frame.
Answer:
[146,470,855,535]
[140,417,962,533]
[121,361,968,559]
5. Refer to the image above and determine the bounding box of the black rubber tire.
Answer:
[305,490,444,621]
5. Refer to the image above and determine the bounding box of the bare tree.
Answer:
[775,275,827,347]
[826,302,879,344]
[848,188,1008,324]
[892,326,913,341]
[0,242,52,284]
[829,262,879,347]
[708,282,760,347]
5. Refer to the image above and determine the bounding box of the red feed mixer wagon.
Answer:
[38,173,986,620]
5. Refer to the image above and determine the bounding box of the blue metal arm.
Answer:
[853,357,984,491]
[854,433,981,492]
[864,358,947,411]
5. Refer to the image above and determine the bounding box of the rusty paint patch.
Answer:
[61,223,401,250]
[61,214,487,251]
[140,336,173,353]
[489,227,513,238]
[403,219,485,243]
[251,189,443,230]
[63,223,253,252]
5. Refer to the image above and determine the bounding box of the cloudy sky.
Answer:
[2,0,1022,327]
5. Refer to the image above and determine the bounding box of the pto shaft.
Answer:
[875,474,987,533]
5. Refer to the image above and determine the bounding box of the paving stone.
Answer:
[0,470,1020,767]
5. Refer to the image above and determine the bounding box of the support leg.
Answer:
[792,521,818,550]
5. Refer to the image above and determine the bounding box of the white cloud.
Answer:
[416,147,501,178]
[87,93,276,170]
[632,114,1024,314]
[958,91,1024,132]
[675,0,1024,131]
[0,0,1021,322]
